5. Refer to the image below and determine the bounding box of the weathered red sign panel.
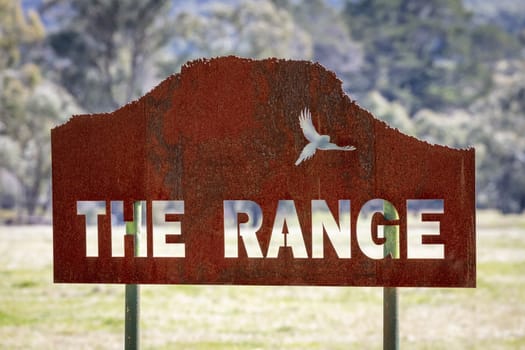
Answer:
[52,57,475,287]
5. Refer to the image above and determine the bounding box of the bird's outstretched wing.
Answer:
[323,144,356,151]
[299,108,322,143]
[295,142,318,166]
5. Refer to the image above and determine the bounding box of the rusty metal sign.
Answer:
[51,57,475,287]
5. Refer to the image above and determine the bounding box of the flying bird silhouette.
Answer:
[295,108,356,166]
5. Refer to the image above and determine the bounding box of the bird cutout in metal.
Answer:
[295,108,356,166]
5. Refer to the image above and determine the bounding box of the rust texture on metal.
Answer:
[51,56,476,287]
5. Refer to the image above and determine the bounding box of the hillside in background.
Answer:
[2,0,524,222]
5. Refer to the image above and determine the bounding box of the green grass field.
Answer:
[1,211,524,349]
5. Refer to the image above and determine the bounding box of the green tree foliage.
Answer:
[1,0,525,218]
[406,59,525,214]
[0,0,44,70]
[468,61,525,213]
[0,0,80,220]
[44,0,173,113]
[343,0,520,112]
[158,0,312,76]
[464,0,525,34]
[363,90,414,135]
[272,0,364,93]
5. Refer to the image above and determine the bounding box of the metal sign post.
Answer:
[383,200,399,350]
[125,201,141,349]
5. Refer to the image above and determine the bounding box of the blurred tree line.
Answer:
[1,0,525,222]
